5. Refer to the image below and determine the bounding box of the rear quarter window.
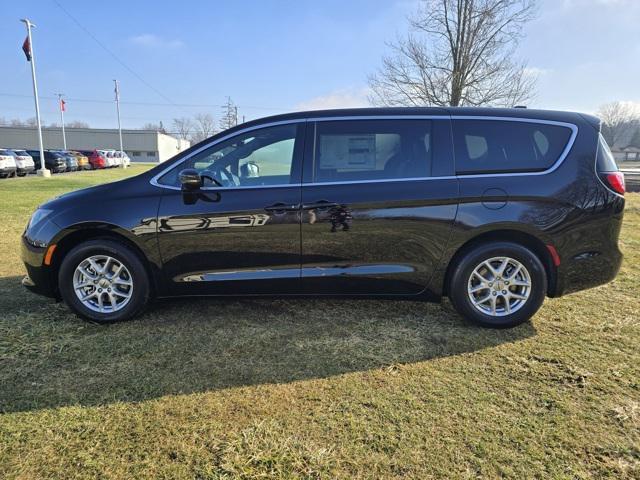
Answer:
[453,119,574,174]
[596,133,618,172]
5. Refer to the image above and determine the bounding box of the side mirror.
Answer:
[240,161,260,178]
[179,169,202,191]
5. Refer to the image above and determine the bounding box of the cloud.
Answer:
[296,88,371,111]
[524,66,552,77]
[129,34,184,49]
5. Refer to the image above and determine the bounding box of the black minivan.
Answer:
[21,108,625,327]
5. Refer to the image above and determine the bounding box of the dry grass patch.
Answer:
[0,169,638,479]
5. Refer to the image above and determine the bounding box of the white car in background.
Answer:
[0,149,18,178]
[11,150,36,176]
[118,151,131,167]
[110,150,122,167]
[98,150,116,167]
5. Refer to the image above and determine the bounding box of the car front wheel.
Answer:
[448,242,547,328]
[58,239,150,323]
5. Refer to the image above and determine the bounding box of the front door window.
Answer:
[158,123,299,188]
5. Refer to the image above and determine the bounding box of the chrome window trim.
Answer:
[149,119,306,190]
[149,114,579,190]
[309,115,450,122]
[302,176,456,187]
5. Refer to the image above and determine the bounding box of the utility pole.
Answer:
[20,18,50,177]
[113,79,126,168]
[56,93,67,149]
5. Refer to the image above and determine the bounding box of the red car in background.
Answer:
[81,150,107,169]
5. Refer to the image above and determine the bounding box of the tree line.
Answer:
[139,97,239,144]
[597,102,640,149]
[0,117,89,129]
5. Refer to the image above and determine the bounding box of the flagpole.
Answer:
[20,18,50,177]
[113,79,126,169]
[57,93,67,149]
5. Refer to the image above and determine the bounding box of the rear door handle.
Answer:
[302,200,338,210]
[264,202,299,214]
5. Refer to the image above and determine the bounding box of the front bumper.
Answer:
[21,235,56,298]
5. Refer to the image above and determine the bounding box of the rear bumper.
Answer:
[554,247,623,297]
[0,166,16,176]
[17,165,35,174]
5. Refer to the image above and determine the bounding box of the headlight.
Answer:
[27,208,53,231]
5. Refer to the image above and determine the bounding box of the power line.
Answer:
[0,92,291,111]
[52,0,177,106]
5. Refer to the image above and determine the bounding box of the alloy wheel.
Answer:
[73,255,133,313]
[467,256,531,317]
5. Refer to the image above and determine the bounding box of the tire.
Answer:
[448,241,547,328]
[58,239,150,323]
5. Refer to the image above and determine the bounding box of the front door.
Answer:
[300,117,458,295]
[154,122,304,295]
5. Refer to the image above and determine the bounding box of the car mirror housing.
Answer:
[179,169,202,191]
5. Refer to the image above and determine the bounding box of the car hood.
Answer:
[41,175,145,212]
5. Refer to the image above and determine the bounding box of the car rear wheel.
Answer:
[58,239,150,323]
[448,242,547,328]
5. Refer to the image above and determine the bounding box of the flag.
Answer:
[114,81,120,101]
[22,36,31,61]
[60,99,66,112]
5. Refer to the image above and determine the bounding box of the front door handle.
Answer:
[302,200,338,210]
[264,202,299,214]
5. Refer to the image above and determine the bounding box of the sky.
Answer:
[0,0,639,131]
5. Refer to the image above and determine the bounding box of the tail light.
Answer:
[600,171,625,195]
[596,134,624,195]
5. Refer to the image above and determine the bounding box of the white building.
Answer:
[0,126,190,163]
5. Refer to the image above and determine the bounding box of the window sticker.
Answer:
[319,134,377,170]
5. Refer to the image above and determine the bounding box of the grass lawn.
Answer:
[0,167,638,479]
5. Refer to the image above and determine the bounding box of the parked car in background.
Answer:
[19,108,625,326]
[0,149,17,178]
[86,150,107,169]
[69,151,91,170]
[11,150,36,175]
[29,150,67,174]
[53,150,79,172]
[107,150,121,167]
[97,150,116,167]
[119,151,131,167]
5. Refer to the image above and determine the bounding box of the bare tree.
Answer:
[369,0,537,107]
[219,97,238,131]
[0,117,7,126]
[25,117,38,127]
[171,117,195,140]
[141,122,162,131]
[191,113,216,143]
[597,101,640,147]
